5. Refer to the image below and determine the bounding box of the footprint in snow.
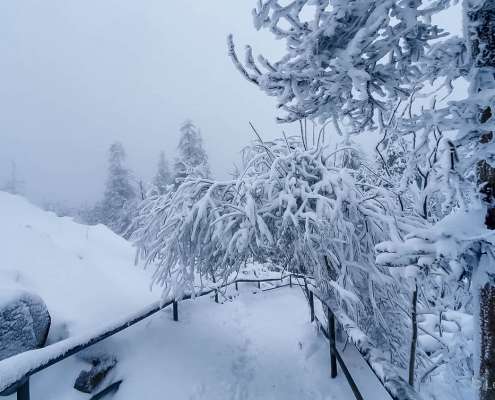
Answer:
[229,338,256,400]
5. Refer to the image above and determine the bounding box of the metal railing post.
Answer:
[289,275,292,288]
[214,290,219,303]
[17,379,30,400]
[328,307,337,378]
[257,281,261,290]
[173,301,178,322]
[309,291,315,322]
[235,282,238,291]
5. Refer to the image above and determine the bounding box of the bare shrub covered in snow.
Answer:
[227,1,495,397]
[133,134,420,367]
[133,1,495,398]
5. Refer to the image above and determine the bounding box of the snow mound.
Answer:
[0,191,157,340]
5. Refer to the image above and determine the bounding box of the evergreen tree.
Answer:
[2,161,24,195]
[101,142,136,236]
[153,151,172,195]
[173,120,210,183]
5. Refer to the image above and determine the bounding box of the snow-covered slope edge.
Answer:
[0,191,157,341]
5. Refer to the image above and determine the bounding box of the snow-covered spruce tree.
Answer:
[173,120,210,184]
[2,161,24,195]
[76,202,103,226]
[153,151,172,195]
[100,142,136,236]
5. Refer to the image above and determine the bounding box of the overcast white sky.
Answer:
[0,1,463,207]
[0,0,302,207]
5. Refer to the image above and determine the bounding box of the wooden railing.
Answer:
[0,274,421,400]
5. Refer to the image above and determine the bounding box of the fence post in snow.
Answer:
[309,291,315,322]
[16,379,30,400]
[235,282,238,291]
[328,307,338,378]
[289,275,292,288]
[257,281,261,290]
[173,301,178,322]
[211,274,219,303]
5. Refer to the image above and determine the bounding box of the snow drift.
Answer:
[0,191,157,342]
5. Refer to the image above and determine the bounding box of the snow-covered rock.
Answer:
[0,289,50,361]
[73,356,117,394]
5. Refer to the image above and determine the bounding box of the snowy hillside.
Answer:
[0,192,389,400]
[0,191,157,340]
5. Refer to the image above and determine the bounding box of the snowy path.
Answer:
[15,285,365,400]
[114,285,356,400]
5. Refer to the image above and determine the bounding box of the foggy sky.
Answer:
[0,0,299,207]
[0,1,462,207]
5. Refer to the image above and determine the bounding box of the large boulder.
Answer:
[0,288,51,361]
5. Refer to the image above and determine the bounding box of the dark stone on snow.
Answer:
[0,289,51,361]
[89,380,123,400]
[74,356,117,394]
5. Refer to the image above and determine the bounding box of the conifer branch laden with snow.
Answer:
[228,0,451,131]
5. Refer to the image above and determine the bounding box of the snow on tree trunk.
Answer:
[465,1,495,398]
[480,284,495,399]
[408,284,418,387]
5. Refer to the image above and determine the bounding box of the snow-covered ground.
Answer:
[8,287,350,400]
[0,191,157,339]
[0,192,389,400]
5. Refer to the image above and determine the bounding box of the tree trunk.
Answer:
[408,285,418,387]
[481,284,495,399]
[465,2,495,399]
